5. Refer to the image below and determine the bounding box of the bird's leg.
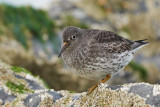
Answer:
[87,75,111,95]
[101,75,111,83]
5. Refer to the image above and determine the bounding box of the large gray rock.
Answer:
[0,61,46,105]
[54,83,160,107]
[0,61,160,107]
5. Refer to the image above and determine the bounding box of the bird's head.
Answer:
[58,26,83,57]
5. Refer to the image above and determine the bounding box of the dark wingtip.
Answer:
[134,39,149,45]
[132,39,149,49]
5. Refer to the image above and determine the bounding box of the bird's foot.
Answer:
[87,75,111,95]
[87,84,98,95]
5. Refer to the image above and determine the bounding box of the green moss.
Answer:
[95,0,128,13]
[61,15,89,29]
[11,66,31,74]
[0,29,2,34]
[11,66,49,89]
[121,26,131,34]
[128,61,148,81]
[69,91,75,94]
[6,81,34,93]
[0,4,56,49]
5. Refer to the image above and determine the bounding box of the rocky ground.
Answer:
[0,61,160,107]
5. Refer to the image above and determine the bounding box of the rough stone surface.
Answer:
[0,60,46,105]
[0,88,16,105]
[0,61,160,107]
[54,83,159,107]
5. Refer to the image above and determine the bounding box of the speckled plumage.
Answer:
[59,26,148,80]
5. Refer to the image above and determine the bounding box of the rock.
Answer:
[0,60,46,105]
[54,83,160,107]
[0,61,160,107]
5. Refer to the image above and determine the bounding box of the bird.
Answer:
[58,26,149,95]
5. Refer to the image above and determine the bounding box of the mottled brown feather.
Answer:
[88,29,134,53]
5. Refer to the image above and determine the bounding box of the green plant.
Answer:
[6,81,34,93]
[61,15,89,29]
[11,66,31,74]
[0,4,56,49]
[128,61,148,81]
[11,66,50,89]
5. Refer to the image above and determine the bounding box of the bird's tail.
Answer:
[132,39,149,49]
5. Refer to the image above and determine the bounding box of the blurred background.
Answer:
[0,0,160,92]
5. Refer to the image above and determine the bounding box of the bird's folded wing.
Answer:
[92,30,134,53]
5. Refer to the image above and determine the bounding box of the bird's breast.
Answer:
[62,44,88,68]
[62,45,135,80]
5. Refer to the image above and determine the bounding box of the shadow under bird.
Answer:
[58,26,149,95]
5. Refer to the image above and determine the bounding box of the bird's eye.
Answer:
[71,36,76,39]
[72,35,76,39]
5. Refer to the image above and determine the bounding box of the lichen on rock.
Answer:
[0,61,160,107]
[73,84,150,107]
[0,61,47,106]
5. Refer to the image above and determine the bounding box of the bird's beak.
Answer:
[58,42,68,57]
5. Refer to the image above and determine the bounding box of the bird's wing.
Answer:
[91,30,134,53]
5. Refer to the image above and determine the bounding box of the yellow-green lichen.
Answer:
[11,66,31,74]
[11,66,49,89]
[6,81,34,94]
